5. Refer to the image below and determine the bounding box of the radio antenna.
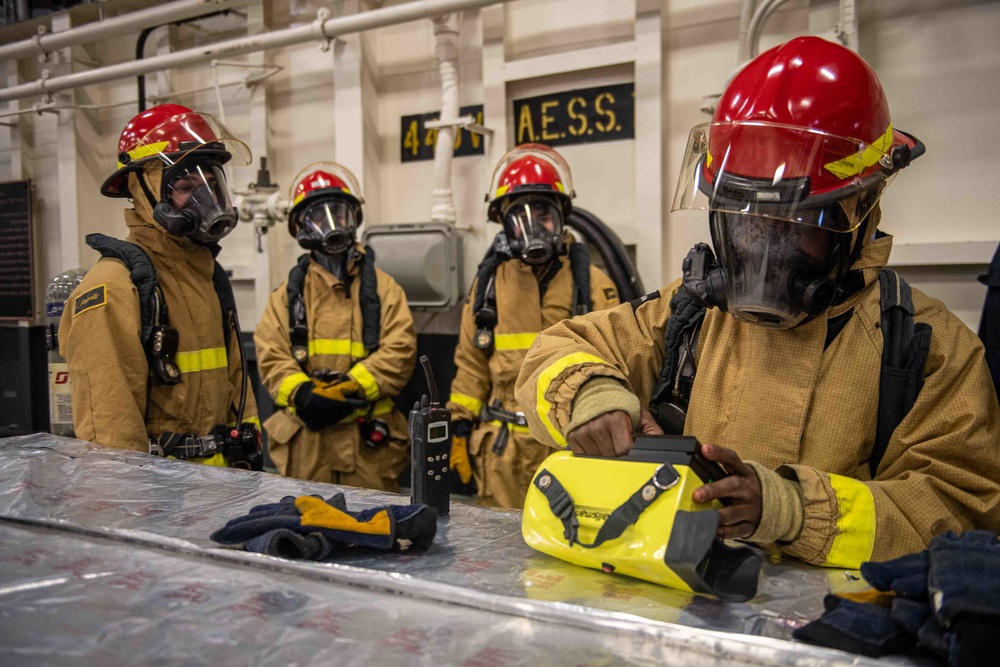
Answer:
[420,355,439,406]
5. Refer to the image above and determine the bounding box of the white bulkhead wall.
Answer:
[1,0,997,332]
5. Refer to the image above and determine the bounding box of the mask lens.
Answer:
[502,197,563,264]
[296,198,357,253]
[711,211,849,328]
[164,163,237,243]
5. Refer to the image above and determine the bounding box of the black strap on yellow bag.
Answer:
[522,439,763,602]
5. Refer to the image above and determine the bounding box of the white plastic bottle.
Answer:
[45,269,87,436]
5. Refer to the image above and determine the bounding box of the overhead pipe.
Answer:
[0,0,507,105]
[0,0,256,63]
[429,14,459,225]
[744,0,795,61]
[736,1,758,65]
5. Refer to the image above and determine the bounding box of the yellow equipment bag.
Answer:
[521,436,762,601]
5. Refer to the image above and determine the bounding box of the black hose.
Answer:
[135,10,232,113]
[231,310,248,428]
[572,207,645,298]
[566,207,645,302]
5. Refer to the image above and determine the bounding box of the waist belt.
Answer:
[481,400,529,455]
[149,433,221,459]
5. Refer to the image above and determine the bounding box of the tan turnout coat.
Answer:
[448,253,620,508]
[254,249,416,491]
[515,234,1000,566]
[60,171,257,460]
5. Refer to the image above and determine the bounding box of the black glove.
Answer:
[293,380,367,432]
[210,494,439,560]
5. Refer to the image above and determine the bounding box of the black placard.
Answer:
[0,180,33,320]
[512,83,634,147]
[400,105,485,163]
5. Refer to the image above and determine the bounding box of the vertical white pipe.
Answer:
[430,14,460,225]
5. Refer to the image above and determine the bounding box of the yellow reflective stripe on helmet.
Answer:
[705,150,713,169]
[536,352,613,447]
[450,392,484,415]
[485,419,530,434]
[822,474,876,569]
[175,347,228,374]
[340,397,394,424]
[554,181,565,193]
[308,339,368,359]
[495,332,538,351]
[824,124,894,179]
[121,140,170,168]
[277,371,311,408]
[348,362,380,401]
[495,184,510,198]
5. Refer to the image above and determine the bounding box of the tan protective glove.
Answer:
[313,378,362,403]
[450,420,473,484]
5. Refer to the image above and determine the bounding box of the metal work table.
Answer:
[0,434,914,666]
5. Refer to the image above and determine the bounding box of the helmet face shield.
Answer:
[710,211,852,328]
[673,122,903,232]
[160,163,238,243]
[131,111,251,170]
[103,106,251,198]
[503,196,564,265]
[295,198,359,254]
[487,144,574,223]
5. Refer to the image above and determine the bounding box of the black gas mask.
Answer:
[683,208,852,329]
[153,161,239,244]
[502,195,564,266]
[294,197,359,256]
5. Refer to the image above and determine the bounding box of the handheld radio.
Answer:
[409,355,451,516]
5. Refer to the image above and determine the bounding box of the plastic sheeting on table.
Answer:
[0,434,914,666]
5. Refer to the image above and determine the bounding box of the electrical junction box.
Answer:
[362,222,462,311]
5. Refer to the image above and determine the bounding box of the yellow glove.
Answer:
[450,433,472,485]
[313,378,362,402]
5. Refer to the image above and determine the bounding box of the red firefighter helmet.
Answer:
[287,162,364,238]
[486,143,574,223]
[672,36,923,231]
[101,103,250,198]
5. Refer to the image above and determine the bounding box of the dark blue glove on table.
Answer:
[211,493,438,561]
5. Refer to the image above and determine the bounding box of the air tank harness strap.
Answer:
[84,233,181,385]
[472,234,592,352]
[287,248,381,371]
[871,268,932,477]
[533,463,680,548]
[567,242,592,316]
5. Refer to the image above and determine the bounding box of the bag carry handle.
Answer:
[533,464,680,548]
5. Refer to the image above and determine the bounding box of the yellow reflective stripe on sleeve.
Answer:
[308,339,369,359]
[824,124,894,179]
[495,332,538,351]
[485,419,530,434]
[450,392,484,416]
[175,347,228,374]
[822,473,877,569]
[348,362,380,401]
[276,371,311,408]
[536,352,613,447]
